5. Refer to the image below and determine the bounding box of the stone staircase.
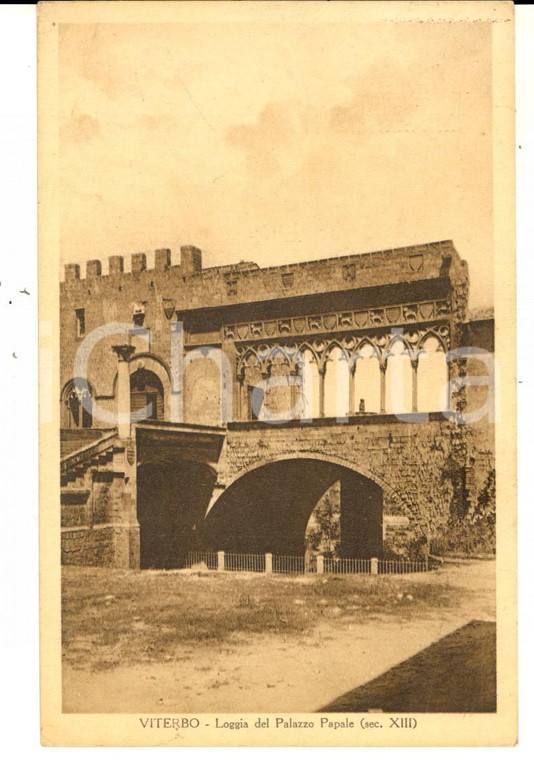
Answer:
[60,429,109,458]
[60,428,139,568]
[60,429,121,485]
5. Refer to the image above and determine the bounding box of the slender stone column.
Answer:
[379,359,387,414]
[290,369,301,420]
[411,357,419,413]
[236,376,244,421]
[243,381,251,421]
[169,320,183,422]
[348,362,357,416]
[318,366,326,418]
[112,344,135,438]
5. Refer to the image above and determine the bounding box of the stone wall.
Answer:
[61,526,116,567]
[219,414,494,557]
[61,526,140,568]
[60,435,139,568]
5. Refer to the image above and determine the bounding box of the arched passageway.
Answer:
[137,461,217,568]
[204,459,383,558]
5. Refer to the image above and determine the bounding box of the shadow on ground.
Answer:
[320,620,496,713]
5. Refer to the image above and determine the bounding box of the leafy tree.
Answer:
[305,482,341,556]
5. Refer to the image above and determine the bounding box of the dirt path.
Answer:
[63,560,495,713]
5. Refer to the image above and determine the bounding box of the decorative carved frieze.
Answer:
[222,298,451,344]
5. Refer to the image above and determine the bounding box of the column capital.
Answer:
[112,344,136,362]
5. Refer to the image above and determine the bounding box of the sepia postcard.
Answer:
[38,0,517,747]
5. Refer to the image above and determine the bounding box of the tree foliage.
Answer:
[305,483,341,556]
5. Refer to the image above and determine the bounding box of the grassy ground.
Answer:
[63,565,458,672]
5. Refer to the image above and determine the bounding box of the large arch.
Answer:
[203,458,384,558]
[214,451,407,513]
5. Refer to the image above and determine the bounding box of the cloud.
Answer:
[60,24,149,102]
[226,100,299,173]
[224,61,423,181]
[329,62,419,135]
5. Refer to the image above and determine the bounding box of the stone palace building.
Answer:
[60,240,494,568]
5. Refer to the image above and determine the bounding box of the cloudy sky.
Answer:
[58,18,493,307]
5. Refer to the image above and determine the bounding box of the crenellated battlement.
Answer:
[63,238,462,284]
[64,244,204,281]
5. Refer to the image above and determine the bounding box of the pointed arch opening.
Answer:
[240,351,265,421]
[417,335,449,412]
[298,348,321,420]
[386,339,412,414]
[61,378,93,429]
[354,343,381,413]
[324,346,350,419]
[263,350,295,422]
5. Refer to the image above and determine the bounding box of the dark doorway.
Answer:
[137,461,216,568]
[130,369,164,421]
[203,459,383,558]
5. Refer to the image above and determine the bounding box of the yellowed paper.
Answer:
[39,0,516,746]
